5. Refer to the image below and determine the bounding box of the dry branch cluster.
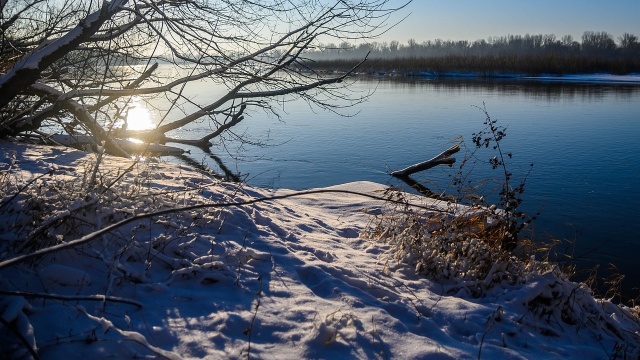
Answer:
[0,0,399,155]
[362,189,551,296]
[0,148,203,258]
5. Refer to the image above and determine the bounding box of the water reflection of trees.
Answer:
[356,76,640,102]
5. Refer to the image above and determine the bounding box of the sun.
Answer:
[124,99,156,131]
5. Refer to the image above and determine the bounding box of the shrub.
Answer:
[363,106,546,297]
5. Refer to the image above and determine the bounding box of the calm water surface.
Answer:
[154,77,640,293]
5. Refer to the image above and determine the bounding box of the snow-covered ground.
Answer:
[404,72,640,84]
[525,74,640,84]
[1,140,639,359]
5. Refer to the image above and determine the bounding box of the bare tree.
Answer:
[619,32,639,50]
[0,0,404,156]
[581,31,616,53]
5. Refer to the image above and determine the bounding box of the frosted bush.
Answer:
[363,191,555,297]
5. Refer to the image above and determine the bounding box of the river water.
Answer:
[143,75,640,296]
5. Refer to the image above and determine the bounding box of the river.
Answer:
[140,75,640,297]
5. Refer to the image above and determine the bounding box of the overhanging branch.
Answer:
[0,0,130,108]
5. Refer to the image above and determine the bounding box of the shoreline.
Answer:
[353,70,640,84]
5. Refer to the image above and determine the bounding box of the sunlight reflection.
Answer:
[123,99,156,131]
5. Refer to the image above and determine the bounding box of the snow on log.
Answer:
[49,134,186,156]
[390,143,460,177]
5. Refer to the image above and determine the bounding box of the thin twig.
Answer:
[0,169,55,212]
[478,306,502,360]
[244,275,263,360]
[0,290,142,308]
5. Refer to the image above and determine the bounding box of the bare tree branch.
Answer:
[1,0,404,158]
[27,82,130,157]
[0,0,130,109]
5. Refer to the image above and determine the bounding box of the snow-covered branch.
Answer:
[0,0,130,108]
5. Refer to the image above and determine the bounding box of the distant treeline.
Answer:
[304,32,640,75]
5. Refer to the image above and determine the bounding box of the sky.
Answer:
[379,0,640,43]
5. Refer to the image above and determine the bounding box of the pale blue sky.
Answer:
[380,0,640,43]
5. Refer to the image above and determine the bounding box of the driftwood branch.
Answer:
[391,143,460,177]
[391,143,461,200]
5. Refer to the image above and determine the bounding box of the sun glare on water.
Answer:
[124,100,156,131]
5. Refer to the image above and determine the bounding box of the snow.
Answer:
[525,74,640,84]
[1,139,639,359]
[406,72,640,84]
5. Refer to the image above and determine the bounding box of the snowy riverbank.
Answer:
[1,140,639,359]
[380,71,640,84]
[372,71,640,85]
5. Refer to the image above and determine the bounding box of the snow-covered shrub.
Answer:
[0,143,274,356]
[363,106,547,296]
[363,190,640,354]
[0,145,218,262]
[363,190,555,297]
[0,142,271,293]
[518,272,640,356]
[1,155,137,255]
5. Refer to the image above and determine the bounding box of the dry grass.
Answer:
[362,189,554,298]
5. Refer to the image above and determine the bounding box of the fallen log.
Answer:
[390,143,460,177]
[390,143,461,200]
[47,134,186,156]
